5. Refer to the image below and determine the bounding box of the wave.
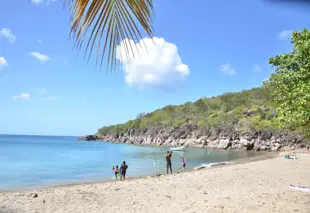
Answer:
[193,161,233,170]
[205,161,233,167]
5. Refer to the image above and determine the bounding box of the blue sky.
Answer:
[0,0,309,136]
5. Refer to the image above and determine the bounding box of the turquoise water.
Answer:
[0,135,262,190]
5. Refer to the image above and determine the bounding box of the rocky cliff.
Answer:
[78,125,309,152]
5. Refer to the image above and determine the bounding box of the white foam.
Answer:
[193,161,233,170]
[205,161,233,167]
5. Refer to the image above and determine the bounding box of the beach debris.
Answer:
[214,205,224,209]
[28,193,38,198]
[284,155,297,160]
[289,185,310,193]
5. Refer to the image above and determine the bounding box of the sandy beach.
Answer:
[0,151,309,213]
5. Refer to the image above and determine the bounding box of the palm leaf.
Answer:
[66,0,155,71]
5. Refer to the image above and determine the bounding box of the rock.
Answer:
[165,195,172,199]
[28,193,38,198]
[260,132,272,140]
[217,138,231,149]
[43,200,46,204]
[239,138,249,146]
[271,147,280,152]
[78,135,98,141]
[259,145,268,151]
[78,126,306,152]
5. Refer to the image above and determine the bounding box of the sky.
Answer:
[1,0,310,136]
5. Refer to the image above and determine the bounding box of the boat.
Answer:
[170,146,185,151]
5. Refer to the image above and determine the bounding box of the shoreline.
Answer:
[1,151,309,213]
[0,150,277,193]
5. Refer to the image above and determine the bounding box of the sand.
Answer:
[0,152,310,213]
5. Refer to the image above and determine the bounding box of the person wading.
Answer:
[166,151,173,174]
[120,161,128,180]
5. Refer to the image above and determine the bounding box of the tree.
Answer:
[67,0,154,71]
[266,29,310,135]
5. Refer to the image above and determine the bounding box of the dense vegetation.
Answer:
[267,29,310,137]
[98,29,310,139]
[98,86,282,135]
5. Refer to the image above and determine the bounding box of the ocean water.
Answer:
[0,135,263,190]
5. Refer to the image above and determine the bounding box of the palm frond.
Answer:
[66,0,155,71]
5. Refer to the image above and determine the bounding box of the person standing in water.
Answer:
[114,165,120,180]
[166,151,173,174]
[120,161,128,180]
[180,157,186,172]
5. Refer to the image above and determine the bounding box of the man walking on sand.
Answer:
[166,151,172,174]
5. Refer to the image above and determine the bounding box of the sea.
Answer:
[0,134,264,191]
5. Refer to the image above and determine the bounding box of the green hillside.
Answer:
[98,86,283,135]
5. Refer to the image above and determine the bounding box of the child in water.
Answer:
[113,165,120,180]
[180,157,186,172]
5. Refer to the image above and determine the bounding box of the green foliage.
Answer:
[267,28,310,133]
[97,86,283,135]
[250,115,273,130]
[197,120,207,128]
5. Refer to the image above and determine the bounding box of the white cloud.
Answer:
[37,39,43,44]
[42,96,60,101]
[12,93,30,100]
[277,30,293,40]
[219,63,237,76]
[29,52,50,62]
[253,64,262,73]
[0,28,16,43]
[31,0,57,5]
[116,37,189,91]
[0,57,8,69]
